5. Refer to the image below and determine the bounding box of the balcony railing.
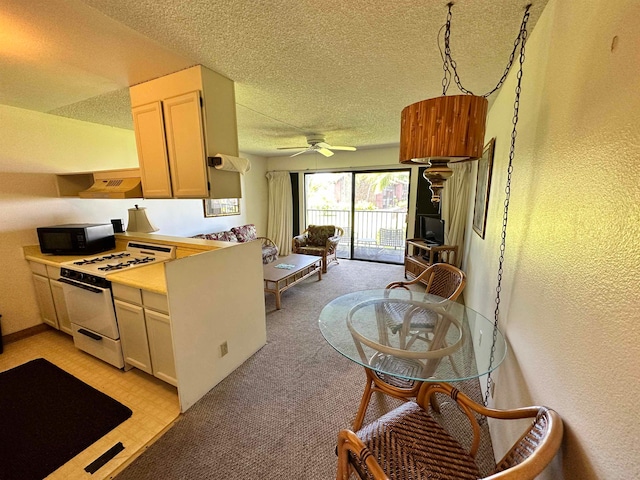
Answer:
[306,209,407,264]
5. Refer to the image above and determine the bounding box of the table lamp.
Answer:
[126,205,158,233]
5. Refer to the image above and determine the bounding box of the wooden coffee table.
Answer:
[263,254,322,309]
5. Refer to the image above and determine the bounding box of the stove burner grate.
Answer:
[126,257,155,265]
[74,252,131,265]
[98,263,129,272]
[102,253,131,260]
[96,256,157,272]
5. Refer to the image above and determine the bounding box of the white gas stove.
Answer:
[61,241,176,280]
[58,241,176,368]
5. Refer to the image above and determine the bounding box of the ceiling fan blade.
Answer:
[290,150,310,157]
[327,145,357,151]
[317,147,334,157]
[277,146,307,150]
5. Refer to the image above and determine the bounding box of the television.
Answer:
[419,215,445,245]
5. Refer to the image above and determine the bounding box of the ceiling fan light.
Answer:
[399,95,488,164]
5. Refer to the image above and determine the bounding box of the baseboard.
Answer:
[2,324,51,345]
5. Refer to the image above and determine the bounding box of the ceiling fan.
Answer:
[277,135,357,157]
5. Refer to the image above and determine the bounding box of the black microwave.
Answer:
[37,223,116,255]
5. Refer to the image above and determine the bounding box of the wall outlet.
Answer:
[220,341,228,357]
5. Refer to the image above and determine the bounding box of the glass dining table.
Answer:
[319,289,507,427]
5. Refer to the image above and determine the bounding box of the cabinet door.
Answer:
[145,309,177,386]
[163,91,209,198]
[50,279,72,335]
[32,274,58,329]
[114,300,153,374]
[132,101,173,198]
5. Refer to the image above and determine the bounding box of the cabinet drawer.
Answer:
[405,258,428,279]
[112,283,142,305]
[142,290,169,314]
[71,324,124,369]
[29,261,48,276]
[46,265,61,279]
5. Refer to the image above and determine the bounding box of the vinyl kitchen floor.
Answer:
[0,329,180,480]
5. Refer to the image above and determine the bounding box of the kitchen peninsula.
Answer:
[24,232,267,412]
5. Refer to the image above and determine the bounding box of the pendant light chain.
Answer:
[483,6,530,408]
[441,6,453,95]
[441,4,532,98]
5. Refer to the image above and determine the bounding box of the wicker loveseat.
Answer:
[292,225,343,273]
[192,224,278,264]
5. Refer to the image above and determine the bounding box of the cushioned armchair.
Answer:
[292,225,344,273]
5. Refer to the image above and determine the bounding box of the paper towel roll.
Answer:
[213,154,251,174]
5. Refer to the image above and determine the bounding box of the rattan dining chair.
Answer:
[387,262,466,348]
[337,382,563,480]
[352,263,466,430]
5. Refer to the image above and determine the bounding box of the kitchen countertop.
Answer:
[23,232,232,294]
[106,262,168,294]
[22,245,122,266]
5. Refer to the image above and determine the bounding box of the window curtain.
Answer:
[266,171,293,256]
[441,163,472,268]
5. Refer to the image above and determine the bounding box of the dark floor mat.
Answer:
[0,358,132,480]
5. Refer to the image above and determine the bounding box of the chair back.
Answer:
[378,228,405,248]
[489,408,564,479]
[387,263,466,302]
[306,224,338,246]
[426,263,467,300]
[419,263,466,301]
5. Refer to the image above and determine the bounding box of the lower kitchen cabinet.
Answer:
[145,309,177,386]
[49,279,72,335]
[31,273,58,329]
[112,283,177,386]
[29,261,72,333]
[114,300,153,374]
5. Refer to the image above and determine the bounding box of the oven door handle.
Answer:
[77,328,102,341]
[58,277,103,294]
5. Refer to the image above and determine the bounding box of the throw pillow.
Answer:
[307,225,335,246]
[231,224,257,242]
[192,231,238,242]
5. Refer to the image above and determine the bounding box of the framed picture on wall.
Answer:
[472,138,496,238]
[203,198,240,217]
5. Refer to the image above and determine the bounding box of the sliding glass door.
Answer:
[304,170,410,264]
[304,172,353,259]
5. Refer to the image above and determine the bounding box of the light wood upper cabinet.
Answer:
[163,91,209,198]
[129,65,240,199]
[132,102,172,198]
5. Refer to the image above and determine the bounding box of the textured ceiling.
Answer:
[1,0,548,156]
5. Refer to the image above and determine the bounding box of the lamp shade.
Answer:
[126,205,158,233]
[399,95,488,164]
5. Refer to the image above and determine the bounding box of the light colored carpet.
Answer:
[116,259,495,479]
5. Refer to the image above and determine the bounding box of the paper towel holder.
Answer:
[206,157,243,199]
[207,157,223,167]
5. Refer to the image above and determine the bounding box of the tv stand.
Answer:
[404,238,458,282]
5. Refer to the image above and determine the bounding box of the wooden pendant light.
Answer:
[399,95,488,163]
[399,94,488,204]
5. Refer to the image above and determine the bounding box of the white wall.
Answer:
[462,1,640,478]
[0,105,268,335]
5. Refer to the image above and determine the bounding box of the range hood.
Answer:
[78,169,143,199]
